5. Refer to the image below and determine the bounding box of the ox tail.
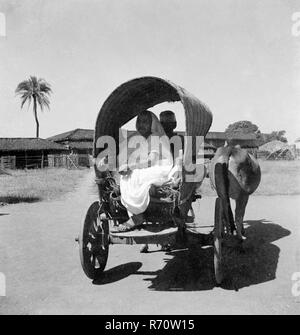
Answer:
[214,153,235,234]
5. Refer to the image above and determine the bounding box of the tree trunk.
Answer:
[33,96,39,138]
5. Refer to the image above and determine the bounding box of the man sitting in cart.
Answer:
[111,110,182,233]
[159,110,184,159]
[160,110,202,222]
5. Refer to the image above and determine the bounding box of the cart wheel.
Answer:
[79,201,109,280]
[214,197,224,285]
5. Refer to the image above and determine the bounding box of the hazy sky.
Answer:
[0,0,299,142]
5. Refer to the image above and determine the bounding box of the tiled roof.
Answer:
[47,128,94,142]
[0,138,68,152]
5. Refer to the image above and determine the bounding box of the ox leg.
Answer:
[222,198,235,234]
[235,194,249,240]
[214,162,235,234]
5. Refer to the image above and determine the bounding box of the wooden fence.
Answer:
[0,156,16,169]
[47,154,92,168]
[0,153,93,169]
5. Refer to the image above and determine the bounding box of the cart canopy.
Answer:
[94,76,213,159]
[94,76,213,207]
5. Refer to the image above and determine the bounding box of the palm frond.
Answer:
[21,95,32,109]
[39,82,52,95]
[38,78,52,94]
[29,76,38,86]
[15,80,32,95]
[36,93,50,111]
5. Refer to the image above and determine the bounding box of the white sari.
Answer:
[119,112,177,216]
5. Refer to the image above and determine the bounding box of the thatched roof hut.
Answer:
[258,140,295,160]
[259,140,287,152]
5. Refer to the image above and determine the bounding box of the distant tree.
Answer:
[225,120,262,141]
[261,130,288,144]
[15,76,52,138]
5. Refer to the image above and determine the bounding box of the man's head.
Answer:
[136,110,152,138]
[159,110,177,136]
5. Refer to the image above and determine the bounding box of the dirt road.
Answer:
[0,170,299,314]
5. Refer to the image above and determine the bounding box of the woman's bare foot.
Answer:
[111,218,140,233]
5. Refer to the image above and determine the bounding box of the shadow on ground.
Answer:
[0,196,41,204]
[137,219,291,291]
[93,262,142,285]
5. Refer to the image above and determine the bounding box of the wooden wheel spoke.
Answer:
[94,257,100,269]
[91,254,96,268]
[88,232,96,240]
[89,220,99,235]
[214,198,224,285]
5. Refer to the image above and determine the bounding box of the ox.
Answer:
[209,144,261,240]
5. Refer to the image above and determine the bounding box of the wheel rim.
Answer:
[214,235,222,284]
[79,201,109,279]
[214,198,223,284]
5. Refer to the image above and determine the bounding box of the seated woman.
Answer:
[111,110,182,233]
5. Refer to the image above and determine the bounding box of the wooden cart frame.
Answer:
[76,76,228,284]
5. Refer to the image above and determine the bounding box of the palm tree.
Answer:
[15,76,52,138]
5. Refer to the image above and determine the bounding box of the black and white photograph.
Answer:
[0,0,299,317]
